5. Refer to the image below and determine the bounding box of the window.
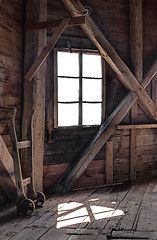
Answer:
[54,50,103,127]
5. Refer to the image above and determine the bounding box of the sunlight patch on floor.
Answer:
[90,205,124,220]
[56,201,124,228]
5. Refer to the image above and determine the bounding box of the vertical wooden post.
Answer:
[130,0,143,181]
[152,76,157,105]
[22,0,47,191]
[54,49,58,128]
[102,59,106,122]
[46,52,54,143]
[105,141,113,184]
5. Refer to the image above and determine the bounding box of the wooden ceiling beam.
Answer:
[61,0,157,121]
[26,16,85,30]
[50,59,157,193]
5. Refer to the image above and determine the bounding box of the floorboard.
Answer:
[0,177,157,239]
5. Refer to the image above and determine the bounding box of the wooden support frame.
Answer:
[51,59,157,193]
[48,0,157,193]
[22,0,47,192]
[25,18,69,82]
[61,0,157,121]
[130,0,143,181]
[26,16,85,30]
[117,124,157,129]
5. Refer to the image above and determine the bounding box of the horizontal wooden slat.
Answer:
[26,16,85,30]
[17,140,31,149]
[23,177,31,187]
[117,124,157,129]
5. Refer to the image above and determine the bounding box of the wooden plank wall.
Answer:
[0,0,24,205]
[44,0,157,192]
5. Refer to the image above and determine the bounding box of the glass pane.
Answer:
[83,54,102,78]
[57,51,79,77]
[58,103,78,126]
[83,78,102,101]
[58,78,79,102]
[83,103,101,125]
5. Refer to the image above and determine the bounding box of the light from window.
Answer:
[58,77,79,102]
[57,51,102,127]
[83,54,102,78]
[58,52,79,77]
[83,78,102,102]
[58,103,79,126]
[83,103,101,125]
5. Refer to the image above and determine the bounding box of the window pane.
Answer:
[58,78,79,101]
[57,51,79,77]
[83,54,102,78]
[83,103,101,125]
[83,78,102,101]
[58,103,79,126]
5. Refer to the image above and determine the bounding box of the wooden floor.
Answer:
[1,177,157,240]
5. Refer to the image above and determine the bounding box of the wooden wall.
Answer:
[0,0,24,205]
[44,0,157,192]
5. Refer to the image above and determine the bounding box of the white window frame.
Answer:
[54,48,106,128]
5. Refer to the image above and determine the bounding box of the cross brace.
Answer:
[50,0,157,193]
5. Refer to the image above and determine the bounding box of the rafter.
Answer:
[61,0,157,121]
[50,59,157,193]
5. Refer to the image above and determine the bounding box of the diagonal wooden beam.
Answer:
[26,16,85,30]
[50,59,157,193]
[0,135,17,201]
[61,0,157,121]
[24,18,70,82]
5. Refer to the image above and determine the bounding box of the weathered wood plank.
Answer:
[0,7,22,33]
[0,135,16,201]
[117,124,157,129]
[0,37,22,61]
[0,54,22,73]
[26,16,85,30]
[0,0,24,22]
[22,177,31,187]
[46,51,54,142]
[105,141,113,184]
[24,18,69,82]
[130,0,143,83]
[22,0,47,191]
[61,0,157,121]
[130,0,143,181]
[136,178,157,232]
[130,128,137,181]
